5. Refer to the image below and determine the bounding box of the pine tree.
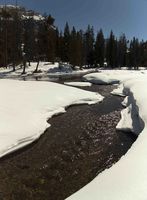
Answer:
[117,34,127,68]
[140,41,147,67]
[84,25,95,67]
[76,30,84,68]
[95,29,105,67]
[129,37,140,69]
[63,22,70,63]
[58,31,64,62]
[1,7,10,68]
[11,4,22,71]
[0,16,3,67]
[69,28,84,68]
[0,11,5,67]
[0,6,22,69]
[69,26,77,67]
[45,15,56,63]
[106,31,117,68]
[55,28,60,60]
[24,18,36,65]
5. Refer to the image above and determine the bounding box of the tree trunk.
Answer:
[22,58,26,74]
[34,60,40,73]
[12,61,16,72]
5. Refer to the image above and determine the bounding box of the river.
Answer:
[0,81,136,200]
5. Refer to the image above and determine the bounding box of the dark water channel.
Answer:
[0,83,136,200]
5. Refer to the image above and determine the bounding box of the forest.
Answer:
[0,5,147,70]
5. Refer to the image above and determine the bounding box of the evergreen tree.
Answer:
[63,22,70,62]
[11,5,22,71]
[95,29,105,67]
[129,37,140,69]
[68,27,83,68]
[58,31,64,61]
[76,30,84,68]
[117,34,127,68]
[24,18,36,65]
[0,7,11,68]
[55,28,60,60]
[140,41,147,67]
[46,14,55,26]
[45,15,56,63]
[84,25,95,67]
[106,31,117,68]
[0,16,3,67]
[69,26,77,67]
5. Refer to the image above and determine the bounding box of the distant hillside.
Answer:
[0,4,44,21]
[0,4,56,68]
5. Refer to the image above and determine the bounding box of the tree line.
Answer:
[0,6,147,71]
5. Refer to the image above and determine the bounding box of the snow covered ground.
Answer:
[67,70,147,200]
[64,82,92,87]
[0,62,96,80]
[83,70,146,84]
[0,79,103,158]
[1,68,147,199]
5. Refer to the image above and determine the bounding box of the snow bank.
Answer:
[116,80,145,135]
[116,103,143,135]
[111,84,125,96]
[0,80,103,158]
[64,82,92,87]
[67,75,147,200]
[83,73,119,84]
[83,70,146,85]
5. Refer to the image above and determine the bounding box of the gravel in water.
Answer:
[0,84,136,200]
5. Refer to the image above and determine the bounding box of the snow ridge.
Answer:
[0,80,103,158]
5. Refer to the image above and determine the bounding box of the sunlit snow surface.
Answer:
[0,80,103,158]
[64,82,92,87]
[0,62,96,80]
[67,70,147,200]
[83,70,146,84]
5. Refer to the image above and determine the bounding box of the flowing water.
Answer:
[0,82,136,200]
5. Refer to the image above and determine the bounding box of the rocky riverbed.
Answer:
[0,84,136,200]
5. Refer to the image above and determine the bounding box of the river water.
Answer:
[0,81,136,200]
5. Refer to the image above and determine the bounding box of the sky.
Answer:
[1,0,147,40]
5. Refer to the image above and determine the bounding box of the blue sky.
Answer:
[1,0,147,40]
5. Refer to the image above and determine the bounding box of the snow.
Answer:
[116,79,145,135]
[0,5,19,9]
[0,79,103,158]
[21,14,44,21]
[0,62,96,80]
[1,68,147,199]
[67,71,147,200]
[64,82,92,87]
[121,96,129,107]
[83,70,146,85]
[111,84,125,96]
[83,72,119,84]
[116,104,143,135]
